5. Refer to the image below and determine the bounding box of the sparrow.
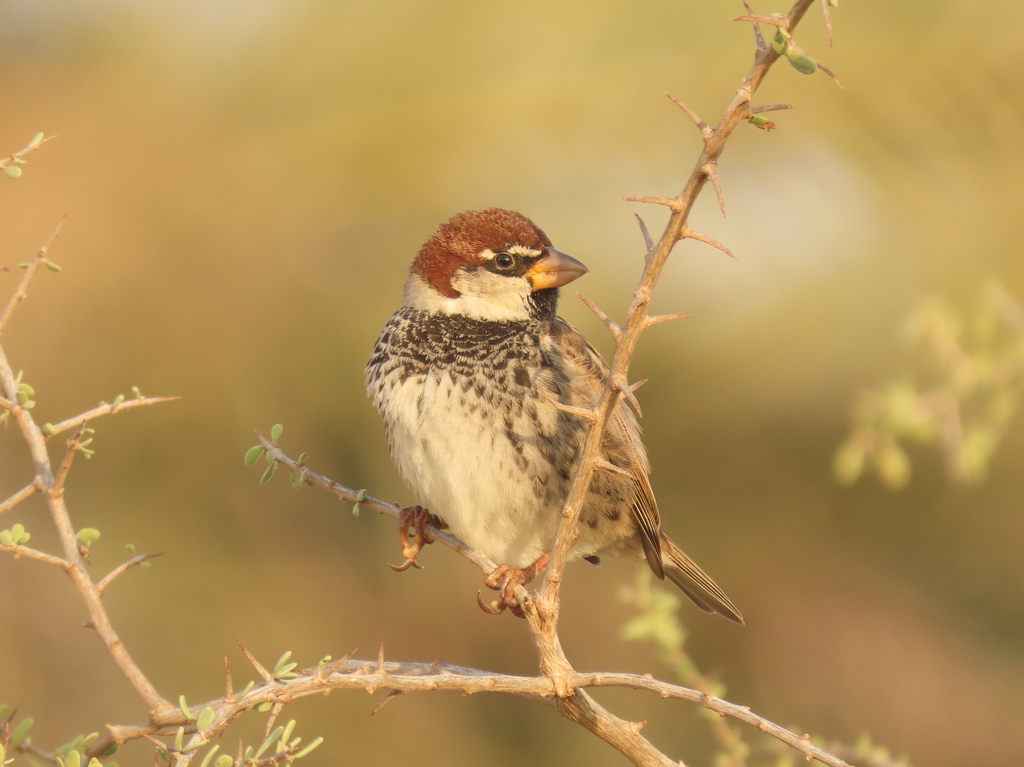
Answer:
[365,208,742,623]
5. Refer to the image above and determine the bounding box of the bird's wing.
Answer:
[550,318,665,577]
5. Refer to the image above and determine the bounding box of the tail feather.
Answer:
[658,534,744,624]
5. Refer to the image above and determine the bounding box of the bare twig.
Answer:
[0,542,70,570]
[96,552,165,595]
[0,217,65,340]
[46,395,180,437]
[89,659,850,767]
[0,479,42,516]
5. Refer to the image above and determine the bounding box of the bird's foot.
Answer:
[389,505,446,572]
[476,552,550,618]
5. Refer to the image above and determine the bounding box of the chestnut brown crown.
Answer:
[413,208,553,299]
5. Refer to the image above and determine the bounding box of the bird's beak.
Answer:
[526,248,588,291]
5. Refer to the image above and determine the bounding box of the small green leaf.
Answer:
[88,759,103,767]
[11,716,35,748]
[254,701,274,712]
[28,132,44,148]
[173,726,185,751]
[16,530,30,545]
[214,755,234,767]
[786,51,817,75]
[111,394,124,407]
[18,382,35,397]
[238,681,255,698]
[293,737,324,759]
[356,488,367,502]
[244,445,265,465]
[101,745,118,757]
[260,462,276,486]
[66,750,81,767]
[45,261,62,272]
[12,523,25,541]
[42,422,55,436]
[255,727,284,759]
[125,543,136,555]
[77,528,101,546]
[23,399,36,409]
[272,651,292,675]
[291,471,302,489]
[198,745,220,767]
[196,706,215,731]
[179,695,194,720]
[16,390,28,405]
[297,452,308,463]
[771,33,787,54]
[4,166,23,179]
[280,720,297,748]
[271,423,283,441]
[0,530,14,547]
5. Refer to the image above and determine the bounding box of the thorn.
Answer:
[321,649,358,682]
[376,640,387,677]
[537,387,599,422]
[616,377,643,418]
[236,640,274,683]
[704,162,726,217]
[819,0,834,49]
[623,195,684,212]
[595,458,633,479]
[645,313,691,329]
[577,293,621,340]
[371,689,404,716]
[732,14,787,30]
[224,658,235,703]
[663,92,712,139]
[681,228,736,261]
[814,58,844,88]
[749,103,795,114]
[634,214,655,254]
[630,379,648,392]
[742,1,766,50]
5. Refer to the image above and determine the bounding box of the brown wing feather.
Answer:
[550,318,665,577]
[551,318,743,622]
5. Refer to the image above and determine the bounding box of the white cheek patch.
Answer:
[404,269,535,322]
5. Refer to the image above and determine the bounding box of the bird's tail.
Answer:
[659,534,744,624]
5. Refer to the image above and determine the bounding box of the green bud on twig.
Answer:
[45,261,62,272]
[772,33,787,54]
[111,394,124,408]
[42,422,55,436]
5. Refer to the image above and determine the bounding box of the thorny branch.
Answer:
[534,0,826,704]
[257,439,850,767]
[0,227,177,722]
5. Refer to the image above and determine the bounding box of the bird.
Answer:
[365,208,742,623]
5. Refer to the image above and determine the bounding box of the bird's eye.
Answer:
[494,253,516,270]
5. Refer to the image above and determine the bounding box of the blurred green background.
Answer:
[2,0,1023,764]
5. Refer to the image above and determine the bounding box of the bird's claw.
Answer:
[476,554,550,619]
[389,505,445,572]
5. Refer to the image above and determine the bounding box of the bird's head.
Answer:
[404,208,588,322]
